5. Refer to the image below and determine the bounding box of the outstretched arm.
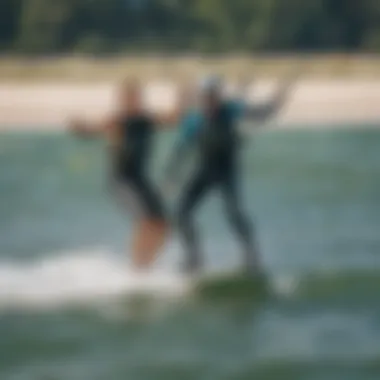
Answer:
[69,118,105,137]
[68,114,121,147]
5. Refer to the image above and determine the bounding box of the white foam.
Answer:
[271,275,299,296]
[0,249,192,310]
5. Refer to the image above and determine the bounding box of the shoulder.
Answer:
[179,109,202,140]
[182,108,201,121]
[181,109,202,128]
[223,99,245,119]
[118,113,155,133]
[109,110,125,125]
[131,113,155,131]
[225,99,245,113]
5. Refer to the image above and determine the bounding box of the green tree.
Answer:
[2,0,379,54]
[0,0,23,50]
[16,0,79,53]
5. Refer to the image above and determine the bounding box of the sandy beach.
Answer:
[0,80,379,129]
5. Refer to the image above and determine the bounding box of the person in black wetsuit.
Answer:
[166,74,297,275]
[70,80,180,269]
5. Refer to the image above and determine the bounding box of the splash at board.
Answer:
[123,271,270,301]
[0,250,271,311]
[193,272,270,300]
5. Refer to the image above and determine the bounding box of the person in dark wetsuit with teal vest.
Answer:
[69,80,180,270]
[166,74,297,275]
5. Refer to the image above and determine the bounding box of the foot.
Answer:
[244,266,265,280]
[244,253,264,278]
[179,260,202,278]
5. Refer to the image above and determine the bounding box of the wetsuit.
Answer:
[175,101,257,273]
[111,114,165,220]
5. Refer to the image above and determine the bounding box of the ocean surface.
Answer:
[1,126,380,380]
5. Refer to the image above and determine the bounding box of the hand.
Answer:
[283,64,305,89]
[68,118,89,136]
[275,67,302,103]
[236,74,254,94]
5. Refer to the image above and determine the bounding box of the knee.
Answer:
[225,200,240,220]
[225,203,249,227]
[178,204,192,228]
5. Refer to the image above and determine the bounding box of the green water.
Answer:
[1,127,380,380]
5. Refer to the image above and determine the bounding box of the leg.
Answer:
[131,219,168,269]
[178,171,212,274]
[220,163,261,274]
[131,175,169,269]
[113,175,169,270]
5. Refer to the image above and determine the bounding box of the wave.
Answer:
[0,249,191,311]
[0,249,379,311]
[272,270,380,300]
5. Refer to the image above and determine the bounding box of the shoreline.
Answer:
[1,55,380,82]
[1,79,380,129]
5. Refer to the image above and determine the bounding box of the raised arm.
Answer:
[237,71,298,122]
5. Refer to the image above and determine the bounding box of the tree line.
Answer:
[1,0,380,55]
